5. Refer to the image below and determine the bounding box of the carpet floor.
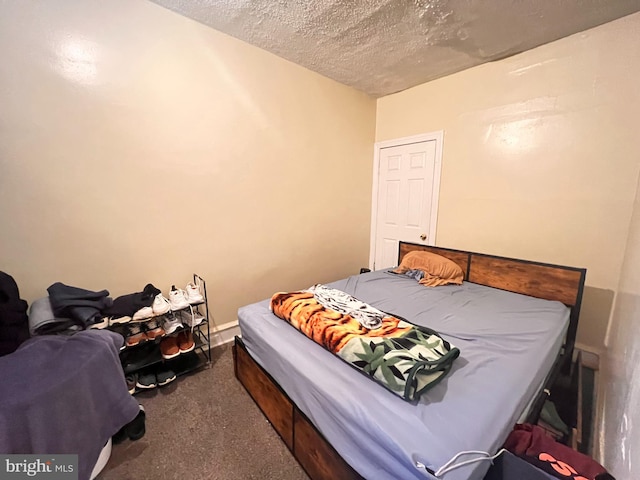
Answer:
[98,344,309,480]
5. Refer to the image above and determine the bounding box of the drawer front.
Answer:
[294,408,362,480]
[235,343,293,449]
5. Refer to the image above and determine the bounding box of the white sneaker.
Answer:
[110,315,131,325]
[152,294,171,316]
[185,282,204,305]
[89,316,110,329]
[132,306,153,322]
[179,307,205,327]
[162,315,183,335]
[169,285,189,311]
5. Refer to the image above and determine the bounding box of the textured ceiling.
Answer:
[150,0,640,97]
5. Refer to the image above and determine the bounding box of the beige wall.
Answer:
[376,13,640,350]
[597,170,640,478]
[0,0,376,325]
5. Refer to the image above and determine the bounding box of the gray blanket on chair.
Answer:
[0,329,140,480]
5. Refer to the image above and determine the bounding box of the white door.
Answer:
[371,134,442,270]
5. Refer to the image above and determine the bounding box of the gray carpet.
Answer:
[98,344,309,480]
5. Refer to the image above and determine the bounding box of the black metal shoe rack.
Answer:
[190,273,212,366]
[117,273,212,394]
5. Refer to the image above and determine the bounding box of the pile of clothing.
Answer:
[0,271,29,356]
[505,424,615,480]
[28,283,162,336]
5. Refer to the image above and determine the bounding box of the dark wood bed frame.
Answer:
[233,242,587,480]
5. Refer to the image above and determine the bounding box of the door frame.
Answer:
[368,131,444,270]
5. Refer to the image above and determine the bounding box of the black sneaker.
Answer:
[112,405,146,444]
[126,405,146,441]
[156,366,176,386]
[125,373,137,394]
[135,371,157,390]
[112,426,128,445]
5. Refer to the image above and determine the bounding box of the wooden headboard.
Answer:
[398,242,587,358]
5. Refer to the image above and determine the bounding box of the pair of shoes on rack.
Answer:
[160,331,195,359]
[169,283,204,311]
[125,324,147,347]
[132,293,172,321]
[162,314,183,335]
[145,318,165,339]
[153,306,203,335]
[177,308,205,328]
[124,319,166,347]
[132,283,202,319]
[136,365,176,390]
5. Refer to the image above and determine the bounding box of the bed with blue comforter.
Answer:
[234,242,586,480]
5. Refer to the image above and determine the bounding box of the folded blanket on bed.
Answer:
[270,286,460,402]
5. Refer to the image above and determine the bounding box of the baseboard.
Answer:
[574,343,602,459]
[592,368,606,465]
[209,320,241,347]
[574,342,601,370]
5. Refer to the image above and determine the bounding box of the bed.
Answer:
[233,242,586,480]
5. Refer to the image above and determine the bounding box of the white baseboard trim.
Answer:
[208,320,241,348]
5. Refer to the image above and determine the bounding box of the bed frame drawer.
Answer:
[294,408,362,480]
[234,338,363,479]
[234,341,294,449]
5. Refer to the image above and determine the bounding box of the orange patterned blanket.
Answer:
[270,286,460,402]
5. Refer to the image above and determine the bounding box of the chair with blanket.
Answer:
[0,329,141,480]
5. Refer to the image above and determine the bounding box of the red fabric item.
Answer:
[504,424,611,480]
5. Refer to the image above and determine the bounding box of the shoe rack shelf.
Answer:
[117,274,212,394]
